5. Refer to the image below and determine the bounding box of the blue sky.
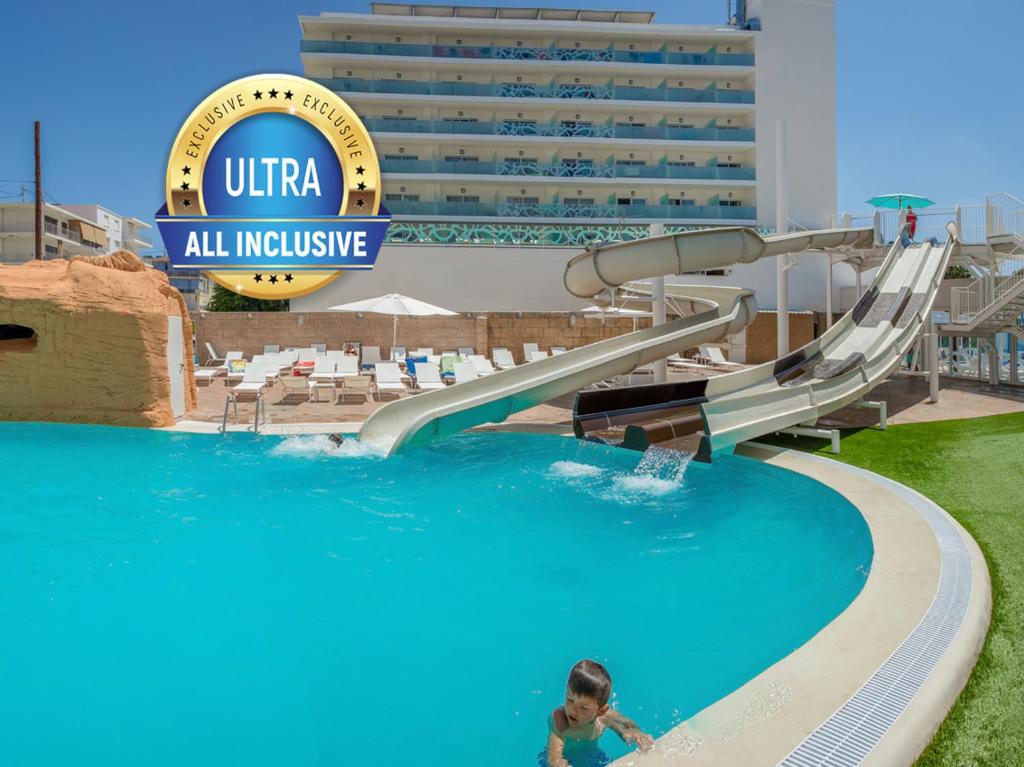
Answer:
[1,0,1020,249]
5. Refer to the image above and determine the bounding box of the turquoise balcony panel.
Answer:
[384,199,756,220]
[364,117,754,143]
[301,40,754,67]
[315,78,754,105]
[378,157,754,181]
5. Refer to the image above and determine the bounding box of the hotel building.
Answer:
[0,202,153,265]
[293,1,847,314]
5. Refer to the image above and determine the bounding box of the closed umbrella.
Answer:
[326,293,458,349]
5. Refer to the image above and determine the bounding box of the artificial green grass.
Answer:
[763,413,1024,766]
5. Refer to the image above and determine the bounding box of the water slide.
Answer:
[690,225,957,460]
[357,226,876,455]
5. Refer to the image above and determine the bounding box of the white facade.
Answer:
[0,203,108,264]
[64,205,153,254]
[293,1,848,313]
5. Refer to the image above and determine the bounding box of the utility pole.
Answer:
[34,121,42,260]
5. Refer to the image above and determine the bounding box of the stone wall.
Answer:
[742,311,818,364]
[195,311,648,365]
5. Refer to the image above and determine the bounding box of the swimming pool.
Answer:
[0,424,872,766]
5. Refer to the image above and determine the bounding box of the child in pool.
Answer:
[544,660,654,767]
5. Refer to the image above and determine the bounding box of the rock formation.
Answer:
[0,250,197,427]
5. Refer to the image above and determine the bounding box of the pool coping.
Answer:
[608,442,990,767]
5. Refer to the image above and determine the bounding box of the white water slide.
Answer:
[358,226,881,456]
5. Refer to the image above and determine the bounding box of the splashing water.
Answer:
[610,448,693,499]
[269,434,387,460]
[548,460,605,479]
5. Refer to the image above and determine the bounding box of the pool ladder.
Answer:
[219,391,270,434]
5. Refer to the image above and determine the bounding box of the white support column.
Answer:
[649,222,667,383]
[928,318,940,403]
[825,253,834,329]
[989,336,999,385]
[856,268,863,299]
[775,120,789,358]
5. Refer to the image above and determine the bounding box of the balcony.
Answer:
[385,199,756,221]
[302,40,754,67]
[316,77,754,105]
[364,117,755,142]
[380,158,755,181]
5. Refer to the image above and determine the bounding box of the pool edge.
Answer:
[608,443,990,767]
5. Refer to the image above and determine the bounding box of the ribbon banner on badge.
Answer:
[156,73,390,300]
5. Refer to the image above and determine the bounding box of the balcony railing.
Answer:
[364,117,755,142]
[385,199,756,220]
[302,40,754,67]
[380,158,755,181]
[316,77,755,104]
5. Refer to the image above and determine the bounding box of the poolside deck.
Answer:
[185,370,1024,436]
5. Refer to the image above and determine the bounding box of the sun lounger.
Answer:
[230,364,272,399]
[528,350,549,362]
[413,361,447,391]
[276,373,317,404]
[414,347,434,357]
[337,356,359,376]
[312,343,327,354]
[263,344,280,354]
[494,349,517,370]
[361,346,383,370]
[194,367,222,385]
[297,348,317,363]
[307,373,336,402]
[698,345,743,369]
[457,346,474,357]
[390,346,407,362]
[374,362,411,400]
[228,353,268,382]
[453,361,478,384]
[469,355,497,376]
[550,346,567,355]
[523,343,539,359]
[337,375,373,403]
[309,357,338,382]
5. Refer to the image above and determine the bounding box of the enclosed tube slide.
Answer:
[357,226,875,455]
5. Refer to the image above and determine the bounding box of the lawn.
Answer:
[763,413,1024,766]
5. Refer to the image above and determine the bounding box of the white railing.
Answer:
[986,192,1024,237]
[949,254,1024,325]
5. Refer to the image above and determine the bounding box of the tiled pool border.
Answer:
[611,443,990,767]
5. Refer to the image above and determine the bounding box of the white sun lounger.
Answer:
[312,343,327,354]
[263,344,280,354]
[528,350,549,362]
[194,367,222,385]
[698,345,743,369]
[522,343,539,360]
[493,349,517,370]
[231,364,272,399]
[337,356,359,376]
[550,346,567,355]
[362,346,382,369]
[413,361,447,391]
[374,362,411,399]
[453,361,478,384]
[457,346,474,357]
[413,347,434,357]
[309,357,338,382]
[468,355,496,376]
[390,346,407,361]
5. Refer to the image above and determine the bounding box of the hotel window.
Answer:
[382,114,416,121]
[383,154,417,162]
[446,195,480,203]
[506,196,540,204]
[719,200,743,207]
[670,198,696,206]
[614,160,645,166]
[504,156,538,164]
[617,198,645,206]
[384,193,420,201]
[614,122,646,128]
[441,117,480,123]
[443,156,480,163]
[717,162,741,168]
[565,197,595,208]
[667,161,696,167]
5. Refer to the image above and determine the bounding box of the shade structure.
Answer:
[865,193,936,210]
[326,293,458,348]
[580,304,653,331]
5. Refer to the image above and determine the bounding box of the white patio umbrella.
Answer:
[326,293,459,348]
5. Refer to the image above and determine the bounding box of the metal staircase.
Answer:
[945,193,1024,335]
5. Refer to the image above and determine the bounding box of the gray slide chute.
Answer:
[357,226,875,455]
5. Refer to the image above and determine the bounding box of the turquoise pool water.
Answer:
[0,424,872,767]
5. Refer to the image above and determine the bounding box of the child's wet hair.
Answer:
[567,659,612,706]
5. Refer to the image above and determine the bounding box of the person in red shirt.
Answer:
[906,205,918,239]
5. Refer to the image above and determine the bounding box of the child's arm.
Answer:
[546,731,571,767]
[601,709,655,752]
[546,709,571,767]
